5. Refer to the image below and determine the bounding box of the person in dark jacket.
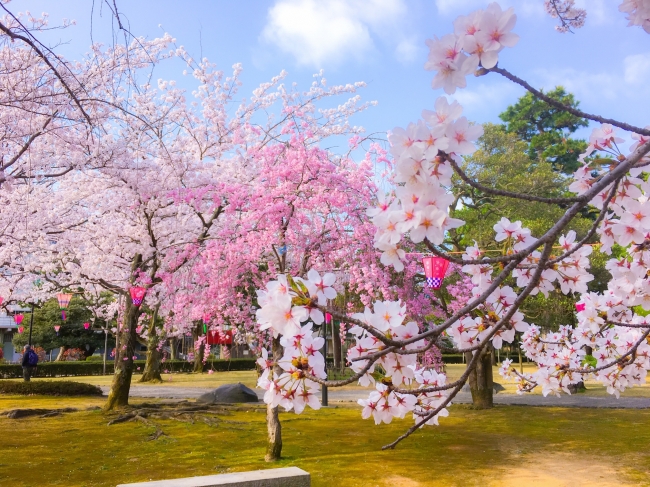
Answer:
[21,344,37,381]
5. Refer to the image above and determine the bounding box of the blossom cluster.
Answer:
[544,0,586,33]
[620,0,650,33]
[368,96,479,272]
[424,3,519,94]
[255,270,452,426]
[257,324,326,414]
[348,302,451,425]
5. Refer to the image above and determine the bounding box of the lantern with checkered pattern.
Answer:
[422,256,449,289]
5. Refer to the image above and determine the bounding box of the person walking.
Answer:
[21,345,38,381]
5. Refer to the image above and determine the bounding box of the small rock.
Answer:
[197,383,259,404]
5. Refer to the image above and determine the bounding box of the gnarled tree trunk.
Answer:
[139,304,162,383]
[465,347,494,409]
[104,256,143,412]
[265,337,283,462]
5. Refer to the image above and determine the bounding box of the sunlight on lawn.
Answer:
[0,396,648,487]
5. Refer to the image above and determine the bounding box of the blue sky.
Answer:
[9,0,650,146]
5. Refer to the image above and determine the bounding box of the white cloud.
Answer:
[624,52,650,84]
[533,67,621,102]
[395,37,420,64]
[260,0,409,68]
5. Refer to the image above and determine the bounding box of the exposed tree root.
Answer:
[105,402,253,439]
[5,407,78,419]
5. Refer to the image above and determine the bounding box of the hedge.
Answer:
[442,354,465,364]
[0,380,103,396]
[0,355,464,380]
[0,358,257,379]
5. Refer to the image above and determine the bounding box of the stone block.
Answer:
[196,382,259,404]
[116,467,310,487]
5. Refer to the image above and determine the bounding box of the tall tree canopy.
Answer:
[499,86,589,174]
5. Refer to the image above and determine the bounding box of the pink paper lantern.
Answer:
[575,303,586,312]
[129,287,146,306]
[202,313,210,325]
[325,312,332,324]
[57,293,72,310]
[14,314,24,325]
[422,256,450,289]
[0,297,3,306]
[54,325,61,335]
[83,322,90,330]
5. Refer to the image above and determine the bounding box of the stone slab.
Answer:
[117,467,310,487]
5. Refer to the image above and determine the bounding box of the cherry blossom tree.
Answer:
[253,1,650,457]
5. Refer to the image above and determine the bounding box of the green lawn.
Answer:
[0,394,648,486]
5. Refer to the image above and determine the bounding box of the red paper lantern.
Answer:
[17,326,24,334]
[14,314,24,325]
[575,303,586,312]
[422,256,450,289]
[54,325,61,335]
[325,312,332,324]
[207,329,219,345]
[129,287,146,306]
[83,322,90,330]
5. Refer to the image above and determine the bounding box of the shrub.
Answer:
[0,380,102,396]
[85,355,106,362]
[63,348,85,361]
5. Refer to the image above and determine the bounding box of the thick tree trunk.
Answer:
[192,324,205,373]
[169,337,178,360]
[139,304,162,383]
[55,345,68,361]
[104,257,143,412]
[465,348,494,409]
[265,337,283,462]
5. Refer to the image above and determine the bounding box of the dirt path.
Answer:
[104,385,650,408]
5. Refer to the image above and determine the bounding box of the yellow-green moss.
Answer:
[0,396,649,486]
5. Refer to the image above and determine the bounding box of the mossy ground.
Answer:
[1,393,650,487]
